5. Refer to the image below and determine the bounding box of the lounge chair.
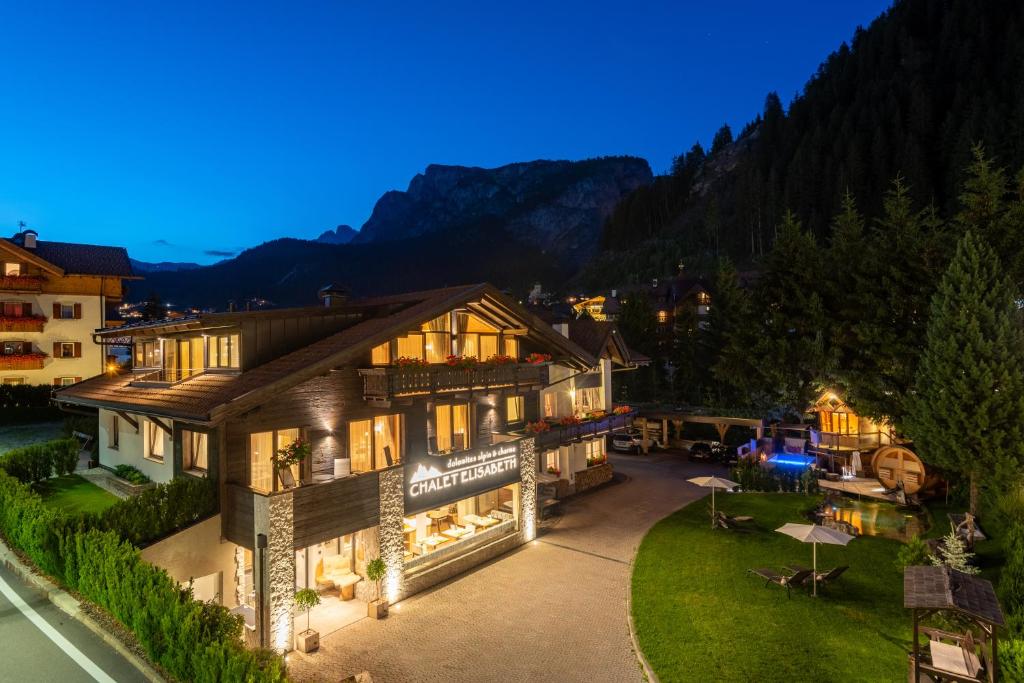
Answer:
[786,564,849,588]
[747,568,813,597]
[712,510,755,529]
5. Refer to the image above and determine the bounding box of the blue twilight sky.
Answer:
[0,1,892,264]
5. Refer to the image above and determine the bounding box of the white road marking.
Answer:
[0,573,117,683]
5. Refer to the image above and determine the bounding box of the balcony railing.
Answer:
[359,362,547,402]
[129,367,205,387]
[529,411,635,450]
[0,352,47,370]
[0,275,45,292]
[0,315,47,333]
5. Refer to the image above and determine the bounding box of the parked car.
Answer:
[687,440,734,464]
[610,429,665,453]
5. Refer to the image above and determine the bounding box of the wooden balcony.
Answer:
[0,315,47,333]
[0,353,47,370]
[359,362,547,404]
[0,275,45,292]
[223,471,383,550]
[530,411,635,450]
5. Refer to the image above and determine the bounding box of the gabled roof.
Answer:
[904,565,1005,626]
[566,319,635,367]
[56,283,596,423]
[1,235,135,278]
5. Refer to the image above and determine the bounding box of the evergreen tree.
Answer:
[703,259,753,406]
[957,146,1024,289]
[930,530,980,575]
[905,231,1024,516]
[710,124,734,155]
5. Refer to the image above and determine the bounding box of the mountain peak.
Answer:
[315,224,358,245]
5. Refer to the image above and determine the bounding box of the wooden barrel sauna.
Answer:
[871,446,927,495]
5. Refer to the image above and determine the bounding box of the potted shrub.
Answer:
[273,437,311,487]
[365,557,389,619]
[293,588,321,653]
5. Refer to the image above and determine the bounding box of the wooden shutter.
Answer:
[73,303,82,319]
[73,376,81,383]
[52,342,60,356]
[53,378,62,386]
[22,302,31,316]
[73,342,82,358]
[53,302,61,318]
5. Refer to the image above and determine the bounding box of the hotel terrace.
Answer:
[54,282,641,652]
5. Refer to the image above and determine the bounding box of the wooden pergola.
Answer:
[637,412,764,453]
[905,566,1005,682]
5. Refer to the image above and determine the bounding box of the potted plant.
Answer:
[525,352,552,365]
[525,420,551,434]
[365,557,389,619]
[293,588,321,653]
[273,437,311,486]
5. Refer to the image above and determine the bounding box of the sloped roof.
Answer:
[56,283,596,423]
[566,319,636,367]
[904,565,1005,626]
[1,236,135,277]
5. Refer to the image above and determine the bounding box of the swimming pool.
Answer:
[823,498,928,541]
[766,454,816,468]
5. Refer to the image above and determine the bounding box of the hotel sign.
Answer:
[404,440,521,514]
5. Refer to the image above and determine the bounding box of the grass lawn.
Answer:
[631,493,915,682]
[35,475,118,515]
[0,421,65,454]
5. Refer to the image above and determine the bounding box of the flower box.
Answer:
[0,275,44,291]
[525,352,552,365]
[0,315,47,333]
[0,353,47,370]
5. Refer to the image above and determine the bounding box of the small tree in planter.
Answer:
[273,438,311,487]
[365,557,389,619]
[293,588,321,652]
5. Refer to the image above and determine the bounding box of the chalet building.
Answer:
[0,229,135,386]
[55,283,637,653]
[573,268,713,332]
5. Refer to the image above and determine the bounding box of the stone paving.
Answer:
[287,450,727,683]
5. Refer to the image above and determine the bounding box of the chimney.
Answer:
[22,230,37,249]
[318,283,350,308]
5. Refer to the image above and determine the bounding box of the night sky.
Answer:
[0,1,892,263]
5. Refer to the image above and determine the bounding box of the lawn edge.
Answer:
[627,549,660,683]
[0,535,165,683]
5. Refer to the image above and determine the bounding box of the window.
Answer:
[506,395,524,424]
[543,392,557,418]
[348,415,401,472]
[585,438,604,461]
[396,334,424,361]
[55,376,78,386]
[134,340,160,367]
[422,314,451,363]
[2,301,27,317]
[576,387,603,414]
[697,292,711,305]
[58,342,76,358]
[249,428,303,491]
[657,310,668,323]
[1,377,25,385]
[183,430,208,472]
[145,419,166,462]
[60,303,75,319]
[208,334,240,369]
[3,262,21,276]
[504,336,519,360]
[456,311,499,360]
[109,415,120,449]
[434,403,469,453]
[371,342,390,365]
[2,341,29,355]
[545,451,559,472]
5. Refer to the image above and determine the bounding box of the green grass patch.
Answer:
[631,493,914,682]
[35,474,118,515]
[0,421,64,454]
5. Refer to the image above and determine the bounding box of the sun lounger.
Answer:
[747,568,813,597]
[785,564,849,587]
[712,510,755,529]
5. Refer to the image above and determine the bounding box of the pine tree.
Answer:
[711,124,734,155]
[905,231,1024,515]
[930,530,980,575]
[957,146,1024,290]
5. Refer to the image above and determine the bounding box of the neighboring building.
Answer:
[572,267,713,331]
[55,283,635,653]
[0,229,135,386]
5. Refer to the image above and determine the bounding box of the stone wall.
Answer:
[574,462,613,494]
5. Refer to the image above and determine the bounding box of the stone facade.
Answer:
[574,462,613,493]
[378,467,405,603]
[265,492,295,653]
[520,437,537,541]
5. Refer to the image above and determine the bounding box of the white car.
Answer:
[610,429,664,453]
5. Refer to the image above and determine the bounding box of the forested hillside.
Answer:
[583,0,1024,288]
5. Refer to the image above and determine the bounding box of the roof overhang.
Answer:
[0,239,65,276]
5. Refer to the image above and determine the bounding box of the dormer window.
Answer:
[3,262,20,277]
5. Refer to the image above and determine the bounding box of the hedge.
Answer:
[0,438,79,483]
[0,470,286,682]
[93,476,218,547]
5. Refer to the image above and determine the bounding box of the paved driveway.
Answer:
[288,451,727,683]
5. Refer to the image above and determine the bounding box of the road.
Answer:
[0,561,148,683]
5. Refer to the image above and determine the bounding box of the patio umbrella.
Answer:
[775,523,854,596]
[687,476,739,528]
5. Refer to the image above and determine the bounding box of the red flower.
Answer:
[525,352,552,365]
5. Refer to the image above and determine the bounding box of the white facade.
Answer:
[97,407,175,483]
[0,292,107,386]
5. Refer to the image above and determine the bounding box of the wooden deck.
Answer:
[819,476,896,502]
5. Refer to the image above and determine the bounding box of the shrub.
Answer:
[1001,639,1024,682]
[0,438,79,483]
[93,475,217,547]
[113,464,151,484]
[895,535,933,571]
[0,470,286,682]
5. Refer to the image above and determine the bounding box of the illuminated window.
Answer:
[396,334,424,361]
[697,292,711,305]
[208,334,240,368]
[371,342,390,365]
[657,310,668,323]
[456,312,498,359]
[183,430,208,472]
[348,415,402,472]
[543,392,557,418]
[249,431,274,492]
[421,314,451,363]
[504,336,519,359]
[1,376,25,385]
[435,403,469,452]
[59,342,77,358]
[506,395,524,423]
[2,341,29,355]
[56,376,77,386]
[3,262,20,276]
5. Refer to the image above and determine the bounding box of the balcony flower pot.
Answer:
[295,628,320,653]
